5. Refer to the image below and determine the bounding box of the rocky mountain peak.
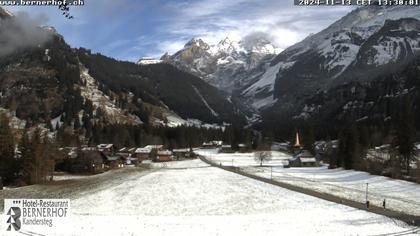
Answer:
[0,7,13,19]
[161,35,280,96]
[184,38,209,50]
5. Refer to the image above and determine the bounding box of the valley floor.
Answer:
[0,159,418,235]
[197,149,420,218]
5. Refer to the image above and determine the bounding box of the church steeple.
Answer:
[294,132,301,148]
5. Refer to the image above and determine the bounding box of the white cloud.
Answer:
[154,0,354,55]
[158,40,187,55]
[3,1,355,61]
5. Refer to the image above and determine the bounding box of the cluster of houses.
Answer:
[56,144,196,174]
[203,140,249,153]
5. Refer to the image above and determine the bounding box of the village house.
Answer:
[289,150,318,167]
[172,148,194,160]
[271,142,290,152]
[144,145,164,151]
[220,145,233,153]
[288,132,318,167]
[63,150,105,174]
[125,156,139,166]
[102,155,124,169]
[202,140,223,149]
[154,150,173,162]
[134,148,152,161]
[116,147,139,165]
[238,143,248,152]
[97,144,115,155]
[367,144,392,163]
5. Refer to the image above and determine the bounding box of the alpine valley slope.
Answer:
[0,7,241,136]
[264,6,420,122]
[162,6,420,119]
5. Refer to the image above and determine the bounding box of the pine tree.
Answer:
[20,130,34,184]
[338,126,360,170]
[396,96,415,174]
[0,114,16,185]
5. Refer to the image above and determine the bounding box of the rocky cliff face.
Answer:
[162,36,280,94]
[257,6,420,123]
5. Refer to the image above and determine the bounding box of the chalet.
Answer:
[97,144,115,155]
[81,146,97,152]
[102,155,124,169]
[367,144,392,163]
[118,147,129,153]
[64,150,105,174]
[173,148,194,160]
[116,147,130,159]
[144,145,164,151]
[238,143,248,152]
[271,142,290,152]
[134,148,152,161]
[202,142,214,149]
[128,147,137,154]
[289,150,318,167]
[220,145,233,153]
[154,150,173,162]
[58,147,78,159]
[202,140,223,148]
[125,156,139,166]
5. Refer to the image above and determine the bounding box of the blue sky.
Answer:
[6,0,353,62]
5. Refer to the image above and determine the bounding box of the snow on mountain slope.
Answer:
[192,85,219,117]
[0,107,26,129]
[162,36,280,93]
[137,57,162,65]
[79,64,142,125]
[256,6,420,116]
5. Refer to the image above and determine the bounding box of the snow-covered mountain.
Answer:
[0,7,242,136]
[254,6,420,116]
[161,36,281,94]
[137,57,162,65]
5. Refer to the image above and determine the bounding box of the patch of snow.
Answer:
[50,114,63,130]
[0,107,26,129]
[244,61,291,96]
[138,57,162,65]
[79,64,141,125]
[1,159,415,235]
[191,85,219,117]
[199,150,420,217]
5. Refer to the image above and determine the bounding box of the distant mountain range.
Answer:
[161,36,280,94]
[162,6,420,128]
[3,5,420,137]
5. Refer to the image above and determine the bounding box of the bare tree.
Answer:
[254,151,272,167]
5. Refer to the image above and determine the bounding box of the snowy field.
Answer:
[0,160,418,235]
[1,159,418,235]
[197,149,420,217]
[199,149,290,167]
